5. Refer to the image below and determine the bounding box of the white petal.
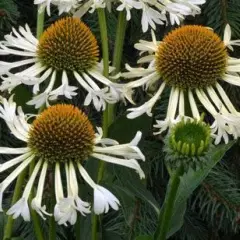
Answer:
[127,82,166,119]
[224,24,232,46]
[0,152,31,172]
[223,73,240,86]
[75,196,91,216]
[31,199,52,220]
[22,159,42,198]
[91,153,145,179]
[77,163,96,189]
[87,69,108,85]
[31,161,51,220]
[7,198,30,221]
[179,90,185,116]
[0,155,34,196]
[0,147,29,154]
[215,83,239,114]
[188,89,200,119]
[94,131,145,161]
[54,197,77,225]
[55,163,64,202]
[94,185,120,214]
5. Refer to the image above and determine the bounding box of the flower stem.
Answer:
[3,169,28,240]
[112,10,127,76]
[91,213,99,240]
[75,215,81,239]
[154,166,184,240]
[97,8,109,78]
[36,6,45,39]
[91,8,110,240]
[29,160,45,240]
[108,10,127,125]
[49,177,56,240]
[96,6,110,187]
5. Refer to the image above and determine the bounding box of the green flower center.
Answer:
[155,25,228,89]
[169,119,211,157]
[37,17,99,72]
[28,104,95,163]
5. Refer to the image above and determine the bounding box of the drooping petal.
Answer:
[93,185,120,214]
[127,82,166,119]
[91,153,145,179]
[31,160,52,220]
[7,198,30,221]
[55,162,64,203]
[75,197,91,216]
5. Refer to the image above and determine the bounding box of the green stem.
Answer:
[108,10,127,125]
[36,6,45,39]
[3,169,28,240]
[154,166,184,240]
[49,173,56,240]
[96,5,110,191]
[97,8,109,78]
[91,213,98,240]
[91,8,110,240]
[49,211,56,239]
[75,215,81,239]
[29,160,44,240]
[112,10,127,76]
[97,8,110,137]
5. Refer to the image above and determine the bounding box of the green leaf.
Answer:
[109,167,160,215]
[12,85,36,113]
[108,114,152,143]
[167,142,234,238]
[78,215,92,240]
[135,235,153,240]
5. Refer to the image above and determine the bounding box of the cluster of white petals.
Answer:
[121,25,240,144]
[0,97,145,224]
[34,0,206,32]
[34,0,80,15]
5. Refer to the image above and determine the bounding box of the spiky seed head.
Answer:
[37,17,99,72]
[28,104,95,164]
[155,25,227,89]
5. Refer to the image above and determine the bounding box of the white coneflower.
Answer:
[0,17,123,111]
[0,97,145,225]
[73,0,205,32]
[121,25,240,144]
